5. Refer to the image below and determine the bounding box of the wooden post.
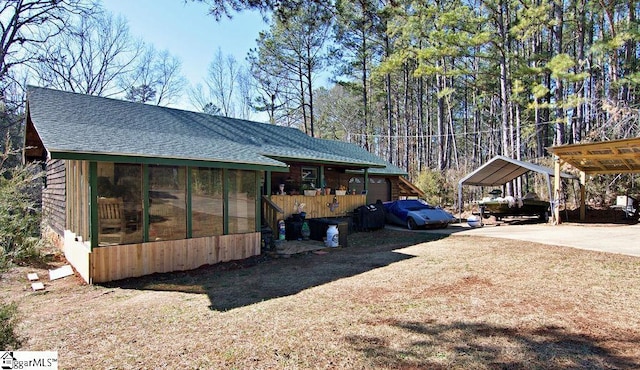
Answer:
[553,156,561,224]
[89,161,98,250]
[580,171,586,221]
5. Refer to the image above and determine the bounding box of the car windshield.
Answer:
[401,200,434,211]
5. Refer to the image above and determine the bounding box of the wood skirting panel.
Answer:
[270,194,366,219]
[90,232,261,283]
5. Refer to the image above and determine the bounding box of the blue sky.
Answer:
[101,0,267,108]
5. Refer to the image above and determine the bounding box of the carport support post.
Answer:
[580,171,586,221]
[457,182,463,222]
[364,168,369,193]
[553,156,562,224]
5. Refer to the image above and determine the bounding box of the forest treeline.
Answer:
[249,0,640,175]
[241,0,640,203]
[1,0,639,203]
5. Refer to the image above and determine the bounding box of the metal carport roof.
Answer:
[457,155,575,216]
[459,155,574,187]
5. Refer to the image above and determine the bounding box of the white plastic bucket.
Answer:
[325,225,339,247]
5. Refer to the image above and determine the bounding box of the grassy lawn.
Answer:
[1,229,639,369]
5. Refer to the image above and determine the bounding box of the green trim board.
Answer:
[265,170,271,197]
[49,151,289,173]
[89,162,98,250]
[364,169,369,192]
[142,164,150,242]
[266,155,384,169]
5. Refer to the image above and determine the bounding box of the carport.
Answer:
[457,155,575,221]
[549,137,640,223]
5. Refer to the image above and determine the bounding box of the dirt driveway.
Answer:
[414,221,640,257]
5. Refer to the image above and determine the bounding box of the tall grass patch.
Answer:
[0,302,21,349]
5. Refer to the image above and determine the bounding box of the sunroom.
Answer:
[24,86,290,283]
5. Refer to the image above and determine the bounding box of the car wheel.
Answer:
[407,218,417,230]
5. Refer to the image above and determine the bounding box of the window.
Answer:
[191,167,224,237]
[93,162,259,245]
[96,163,143,245]
[228,169,256,234]
[301,167,318,187]
[148,165,186,241]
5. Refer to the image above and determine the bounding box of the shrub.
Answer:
[0,302,22,350]
[0,136,44,269]
[414,169,454,206]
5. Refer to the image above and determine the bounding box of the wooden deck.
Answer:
[270,239,331,257]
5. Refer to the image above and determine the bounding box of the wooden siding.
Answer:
[91,232,261,282]
[270,164,359,195]
[270,194,366,219]
[42,159,66,235]
[391,176,401,200]
[65,160,91,241]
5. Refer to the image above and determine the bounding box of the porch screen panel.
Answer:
[228,170,256,234]
[149,165,187,241]
[191,167,224,237]
[96,163,143,246]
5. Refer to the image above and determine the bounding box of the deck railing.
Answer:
[269,194,367,220]
[262,195,285,231]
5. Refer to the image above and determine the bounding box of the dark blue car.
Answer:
[384,199,456,230]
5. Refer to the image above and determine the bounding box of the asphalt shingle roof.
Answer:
[26,86,406,175]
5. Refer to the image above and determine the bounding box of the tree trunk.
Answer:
[385,34,394,164]
[436,72,446,171]
[306,59,315,138]
[361,26,369,151]
[553,0,566,145]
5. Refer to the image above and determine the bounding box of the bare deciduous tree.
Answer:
[0,0,94,88]
[123,46,187,106]
[153,50,187,106]
[189,48,252,119]
[34,11,142,96]
[207,48,239,116]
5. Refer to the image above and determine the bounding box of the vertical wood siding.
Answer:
[42,159,66,235]
[91,232,261,282]
[270,194,366,219]
[65,160,90,241]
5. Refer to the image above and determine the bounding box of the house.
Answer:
[24,86,421,283]
[1,351,16,368]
